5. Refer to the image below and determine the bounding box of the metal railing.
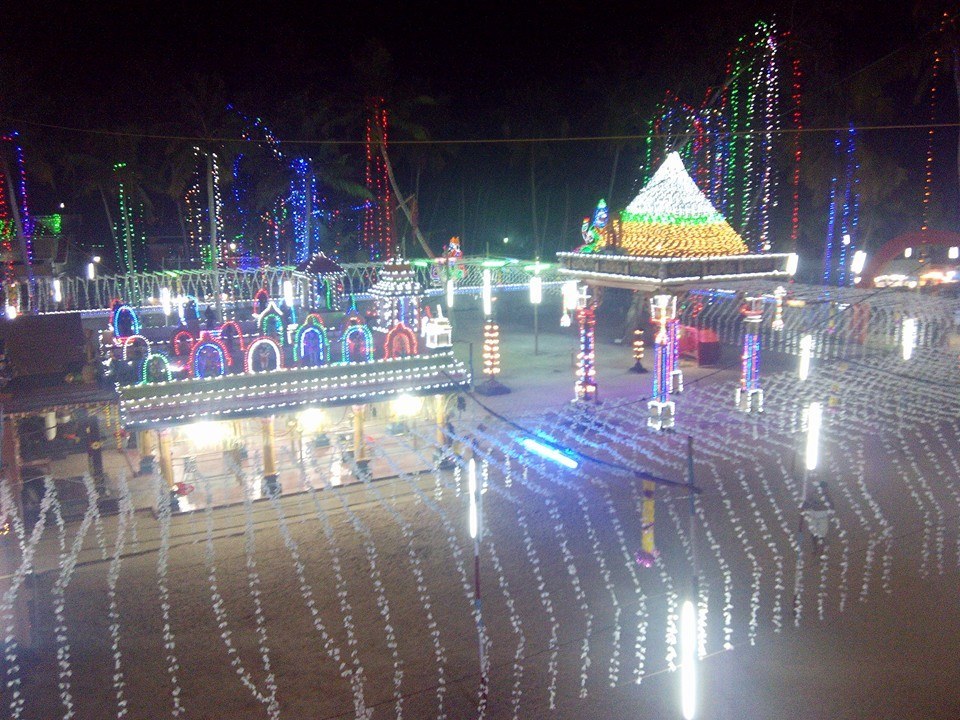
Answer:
[30,258,565,313]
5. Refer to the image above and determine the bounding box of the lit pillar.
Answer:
[667,317,684,393]
[138,430,156,474]
[637,479,658,567]
[574,286,597,402]
[156,428,179,512]
[476,317,509,395]
[736,296,764,412]
[352,405,366,462]
[648,294,677,431]
[261,416,280,496]
[435,394,455,469]
[352,405,371,481]
[630,328,647,373]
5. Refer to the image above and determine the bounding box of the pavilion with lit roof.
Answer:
[557,152,796,291]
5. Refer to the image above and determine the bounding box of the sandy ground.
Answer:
[3,298,960,720]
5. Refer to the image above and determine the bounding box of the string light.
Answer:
[921,51,941,233]
[364,99,394,261]
[113,162,146,274]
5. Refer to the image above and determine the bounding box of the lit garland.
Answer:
[587,153,749,258]
[290,157,321,265]
[837,125,860,286]
[245,336,284,373]
[341,323,374,363]
[790,50,803,246]
[921,50,942,233]
[575,301,597,401]
[823,127,860,286]
[758,25,779,251]
[140,353,173,384]
[112,304,141,337]
[364,98,395,261]
[482,318,501,378]
[113,162,147,274]
[384,322,419,359]
[0,133,33,285]
[188,332,232,378]
[183,149,226,269]
[637,22,792,250]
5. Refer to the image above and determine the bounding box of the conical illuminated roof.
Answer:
[590,152,748,257]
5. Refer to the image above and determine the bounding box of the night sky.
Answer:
[1,1,951,265]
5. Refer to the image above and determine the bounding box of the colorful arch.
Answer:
[121,334,151,362]
[245,336,284,373]
[341,323,374,363]
[172,330,194,357]
[384,322,418,359]
[140,353,173,384]
[861,230,960,285]
[293,315,329,366]
[253,288,271,314]
[112,304,141,337]
[189,333,232,378]
[219,320,246,352]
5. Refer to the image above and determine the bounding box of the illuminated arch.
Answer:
[245,336,284,373]
[293,314,329,366]
[219,320,246,352]
[384,322,418,359]
[172,330,194,357]
[253,288,271,314]
[122,334,151,362]
[256,300,286,345]
[112,304,141,337]
[862,230,960,285]
[140,353,173,384]
[189,332,232,378]
[341,323,374,363]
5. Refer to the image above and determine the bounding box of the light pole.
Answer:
[529,273,542,355]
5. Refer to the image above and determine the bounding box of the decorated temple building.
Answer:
[1,259,470,512]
